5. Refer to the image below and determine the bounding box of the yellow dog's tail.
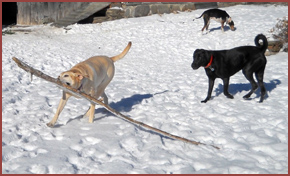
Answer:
[111,42,132,62]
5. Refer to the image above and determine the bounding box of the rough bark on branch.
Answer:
[12,57,220,150]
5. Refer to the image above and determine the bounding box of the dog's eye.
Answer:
[64,75,69,77]
[66,82,70,86]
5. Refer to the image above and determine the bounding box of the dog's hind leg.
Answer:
[83,105,94,118]
[83,87,98,120]
[242,69,258,100]
[205,22,210,32]
[201,24,207,32]
[202,15,210,32]
[83,96,103,122]
[255,67,266,103]
[47,91,71,127]
[86,85,109,122]
[223,77,234,99]
[100,92,108,105]
[202,77,215,103]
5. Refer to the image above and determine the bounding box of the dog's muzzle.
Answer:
[191,63,199,70]
[58,76,71,86]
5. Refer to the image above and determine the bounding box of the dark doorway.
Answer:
[78,6,108,24]
[2,2,18,26]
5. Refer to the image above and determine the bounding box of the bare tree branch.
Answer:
[12,57,220,150]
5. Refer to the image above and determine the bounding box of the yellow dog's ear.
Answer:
[70,70,89,80]
[76,74,89,80]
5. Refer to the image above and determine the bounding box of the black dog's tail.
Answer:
[254,34,268,53]
[193,13,204,21]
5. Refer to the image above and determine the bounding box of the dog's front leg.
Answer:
[221,22,225,32]
[88,103,96,123]
[47,91,71,127]
[82,87,96,121]
[223,78,234,99]
[202,77,215,103]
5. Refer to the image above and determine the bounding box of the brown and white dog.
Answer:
[193,8,235,32]
[47,42,132,127]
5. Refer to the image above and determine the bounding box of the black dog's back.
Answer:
[225,34,268,57]
[226,34,268,65]
[205,9,230,19]
[195,8,230,20]
[215,35,268,76]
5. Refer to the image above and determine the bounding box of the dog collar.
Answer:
[205,55,213,68]
[204,55,214,71]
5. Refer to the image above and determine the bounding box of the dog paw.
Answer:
[201,97,211,103]
[46,122,55,127]
[243,94,251,99]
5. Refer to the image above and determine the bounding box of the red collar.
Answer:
[205,55,213,68]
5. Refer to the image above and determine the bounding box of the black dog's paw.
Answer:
[243,94,251,99]
[258,96,265,103]
[201,97,210,103]
[243,96,253,102]
[226,94,234,99]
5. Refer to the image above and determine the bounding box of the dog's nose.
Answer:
[66,82,70,86]
[191,63,198,70]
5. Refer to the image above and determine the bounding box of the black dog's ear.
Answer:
[194,49,202,54]
[193,49,199,57]
[197,49,205,53]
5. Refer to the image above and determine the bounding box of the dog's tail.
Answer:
[254,34,268,53]
[110,42,132,62]
[193,13,204,21]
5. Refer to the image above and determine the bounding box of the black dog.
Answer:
[191,34,268,103]
[193,8,235,32]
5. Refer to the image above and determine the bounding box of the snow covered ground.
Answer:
[2,4,288,174]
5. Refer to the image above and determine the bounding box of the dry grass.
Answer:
[270,17,288,51]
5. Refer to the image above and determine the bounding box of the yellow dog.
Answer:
[47,42,132,127]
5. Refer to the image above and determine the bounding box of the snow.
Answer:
[2,4,288,174]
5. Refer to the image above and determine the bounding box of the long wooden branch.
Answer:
[12,57,220,150]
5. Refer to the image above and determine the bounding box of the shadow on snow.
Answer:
[214,79,281,100]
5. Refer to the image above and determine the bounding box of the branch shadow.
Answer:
[214,79,281,100]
